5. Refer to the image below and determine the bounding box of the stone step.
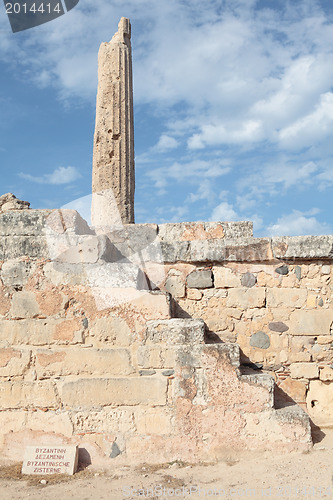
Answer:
[144,318,205,345]
[242,405,312,452]
[240,373,275,409]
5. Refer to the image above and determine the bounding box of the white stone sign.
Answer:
[22,445,78,475]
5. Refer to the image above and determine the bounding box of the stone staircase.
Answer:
[126,317,312,462]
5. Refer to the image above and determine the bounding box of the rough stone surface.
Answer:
[10,291,40,319]
[290,310,333,336]
[35,348,134,378]
[164,276,185,298]
[272,235,333,259]
[145,319,205,345]
[320,366,333,381]
[250,331,270,349]
[290,363,319,379]
[241,272,257,288]
[157,221,253,241]
[213,266,241,288]
[186,269,213,288]
[307,379,333,426]
[91,17,135,227]
[275,265,289,275]
[278,378,307,402]
[266,288,307,308]
[1,259,34,287]
[110,442,121,458]
[295,265,301,280]
[0,193,30,212]
[226,288,266,308]
[60,377,167,407]
[321,265,331,275]
[269,322,289,333]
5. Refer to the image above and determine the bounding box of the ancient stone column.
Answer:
[91,17,135,229]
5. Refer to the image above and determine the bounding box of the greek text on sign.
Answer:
[22,445,78,475]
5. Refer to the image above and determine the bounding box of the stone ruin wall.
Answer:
[0,204,331,465]
[158,221,333,428]
[0,17,332,467]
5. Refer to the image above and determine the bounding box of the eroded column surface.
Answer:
[92,17,135,229]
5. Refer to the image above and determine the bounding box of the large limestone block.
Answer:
[278,378,307,402]
[0,319,84,346]
[266,288,307,308]
[0,236,49,260]
[48,235,100,264]
[157,221,253,242]
[164,276,185,298]
[0,381,57,409]
[1,259,35,287]
[243,405,311,452]
[226,288,266,308]
[26,410,74,438]
[144,319,205,345]
[0,348,30,377]
[290,362,319,379]
[306,379,333,426]
[213,266,241,288]
[186,269,213,288]
[290,310,333,335]
[35,348,134,378]
[60,377,167,408]
[88,316,133,346]
[0,319,55,346]
[0,209,50,236]
[73,408,136,434]
[320,366,333,381]
[9,291,40,319]
[136,343,233,370]
[272,235,333,259]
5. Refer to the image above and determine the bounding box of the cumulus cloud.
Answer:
[279,92,333,149]
[266,210,332,236]
[147,159,231,191]
[19,166,81,184]
[152,134,179,153]
[211,202,239,222]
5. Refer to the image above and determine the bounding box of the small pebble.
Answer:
[40,479,47,485]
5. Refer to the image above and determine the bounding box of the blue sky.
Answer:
[1,0,333,236]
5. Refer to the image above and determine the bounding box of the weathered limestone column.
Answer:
[91,17,135,229]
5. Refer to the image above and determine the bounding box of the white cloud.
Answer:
[186,180,216,204]
[19,166,81,185]
[147,159,231,190]
[266,210,332,236]
[211,202,239,222]
[152,134,179,153]
[2,0,333,231]
[188,120,264,149]
[279,92,333,149]
[236,160,319,200]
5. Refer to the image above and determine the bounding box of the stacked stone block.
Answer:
[0,211,331,464]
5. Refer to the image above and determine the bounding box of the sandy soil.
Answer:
[0,429,332,500]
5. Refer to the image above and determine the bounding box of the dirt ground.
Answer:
[0,429,332,500]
